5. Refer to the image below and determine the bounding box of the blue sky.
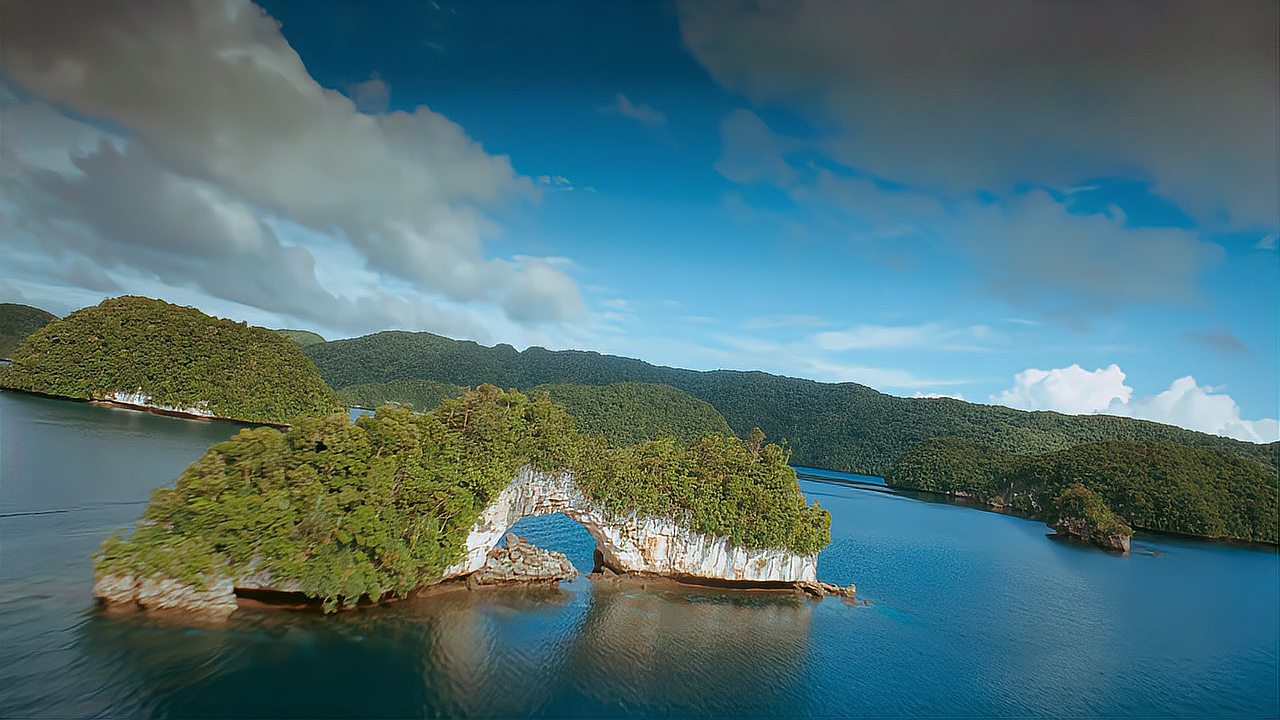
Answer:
[1,0,1276,441]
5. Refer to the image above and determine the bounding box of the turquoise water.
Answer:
[2,390,1277,717]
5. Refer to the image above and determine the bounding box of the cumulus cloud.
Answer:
[993,363,1279,442]
[347,73,390,114]
[681,0,1279,230]
[1109,376,1280,444]
[995,364,1133,415]
[0,0,584,330]
[602,93,666,127]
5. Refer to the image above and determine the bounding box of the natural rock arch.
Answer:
[442,467,820,585]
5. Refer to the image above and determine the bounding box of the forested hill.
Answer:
[2,296,344,425]
[336,378,732,448]
[304,331,1278,476]
[531,382,733,447]
[0,303,57,358]
[888,437,1278,544]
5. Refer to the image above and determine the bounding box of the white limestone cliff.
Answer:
[106,389,215,418]
[443,467,820,585]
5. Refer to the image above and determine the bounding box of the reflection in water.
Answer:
[72,583,813,717]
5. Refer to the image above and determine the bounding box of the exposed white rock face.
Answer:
[107,390,215,418]
[94,573,238,618]
[444,467,819,585]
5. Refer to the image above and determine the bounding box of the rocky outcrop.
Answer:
[93,573,238,617]
[1052,517,1132,553]
[444,467,820,586]
[468,533,578,586]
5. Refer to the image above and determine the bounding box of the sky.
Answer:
[0,0,1277,442]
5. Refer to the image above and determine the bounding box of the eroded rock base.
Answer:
[467,534,578,587]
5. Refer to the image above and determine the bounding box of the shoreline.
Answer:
[881,481,1279,551]
[0,386,289,429]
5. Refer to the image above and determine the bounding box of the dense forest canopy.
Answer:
[338,380,734,448]
[337,378,464,412]
[96,386,829,611]
[1,296,344,425]
[0,303,57,358]
[888,437,1278,543]
[531,382,734,446]
[304,331,1278,475]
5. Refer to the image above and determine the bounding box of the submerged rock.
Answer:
[468,533,578,586]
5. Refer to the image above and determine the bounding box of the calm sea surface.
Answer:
[2,390,1277,717]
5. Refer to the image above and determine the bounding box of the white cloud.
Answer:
[1256,232,1278,250]
[913,391,965,401]
[602,93,666,127]
[1107,376,1280,444]
[347,73,390,114]
[0,0,584,328]
[995,364,1132,414]
[680,0,1279,230]
[993,364,1279,442]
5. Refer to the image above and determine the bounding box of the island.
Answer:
[93,386,851,617]
[0,296,344,426]
[887,436,1277,550]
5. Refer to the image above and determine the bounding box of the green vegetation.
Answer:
[96,386,829,610]
[529,382,732,446]
[1,296,344,425]
[303,331,1278,474]
[0,303,57,358]
[1046,484,1133,545]
[888,437,1277,543]
[274,329,326,347]
[337,379,464,411]
[335,380,733,448]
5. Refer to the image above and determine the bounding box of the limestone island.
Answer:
[93,386,854,617]
[0,296,343,426]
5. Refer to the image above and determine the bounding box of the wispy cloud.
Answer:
[601,92,666,127]
[740,313,831,331]
[1184,327,1249,355]
[811,323,1000,352]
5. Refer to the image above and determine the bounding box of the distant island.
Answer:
[0,296,344,425]
[0,302,57,358]
[94,386,842,616]
[889,437,1277,548]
